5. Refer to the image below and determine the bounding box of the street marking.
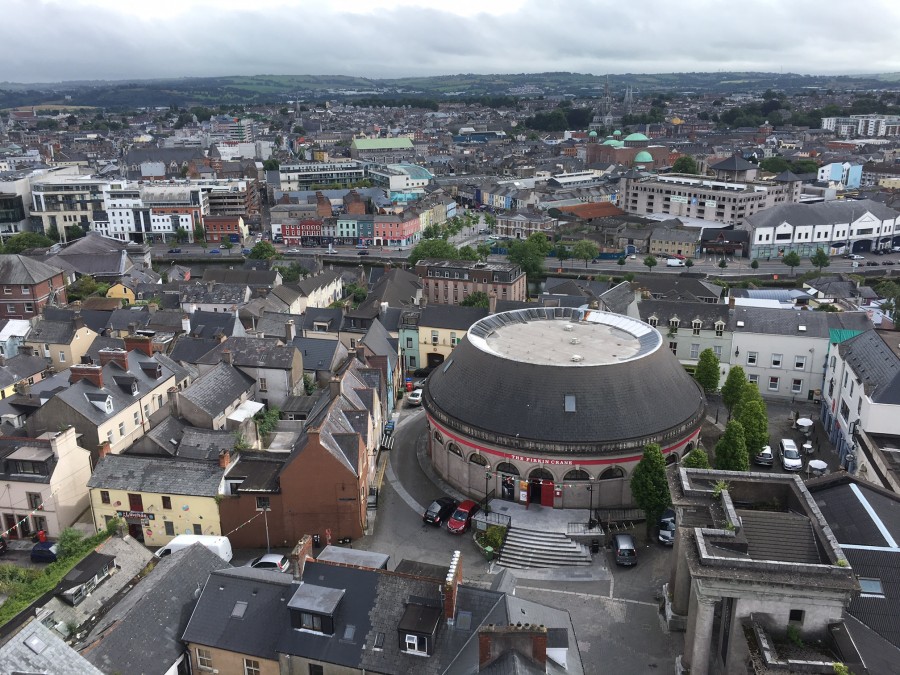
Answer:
[385,457,428,514]
[515,584,658,607]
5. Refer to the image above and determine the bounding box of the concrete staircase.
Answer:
[496,526,593,570]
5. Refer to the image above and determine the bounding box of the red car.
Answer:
[447,500,480,534]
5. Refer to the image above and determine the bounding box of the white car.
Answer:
[849,254,865,260]
[245,553,290,573]
[779,439,803,471]
[407,389,423,406]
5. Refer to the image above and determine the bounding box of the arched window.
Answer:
[599,466,625,480]
[665,452,680,465]
[563,469,590,481]
[469,453,488,466]
[496,462,519,476]
[529,468,554,481]
[447,443,463,458]
[685,442,694,454]
[433,430,444,444]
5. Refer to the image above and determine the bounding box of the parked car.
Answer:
[30,541,58,563]
[866,261,879,267]
[407,389,423,406]
[246,553,290,573]
[658,508,676,546]
[612,533,637,566]
[167,248,182,253]
[358,250,369,256]
[849,254,865,260]
[779,438,803,471]
[447,500,481,534]
[893,246,900,253]
[874,249,885,255]
[883,260,895,266]
[242,248,252,255]
[754,445,774,467]
[208,249,221,255]
[287,248,301,253]
[413,378,428,390]
[423,497,459,526]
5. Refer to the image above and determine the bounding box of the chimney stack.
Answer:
[73,314,84,331]
[290,534,314,580]
[218,449,231,469]
[488,290,497,315]
[98,348,129,371]
[285,320,296,342]
[328,378,341,399]
[98,440,112,459]
[124,334,153,356]
[221,349,233,366]
[728,295,736,309]
[167,386,180,417]
[69,364,104,388]
[182,314,191,333]
[443,550,462,621]
[0,355,6,368]
[478,624,548,670]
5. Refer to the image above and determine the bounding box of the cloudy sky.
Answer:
[4,0,900,83]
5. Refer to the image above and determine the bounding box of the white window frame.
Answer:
[196,648,213,670]
[405,633,427,654]
[771,353,783,368]
[747,351,758,366]
[690,344,700,360]
[748,374,759,384]
[768,376,780,391]
[792,379,803,394]
[794,355,806,370]
[713,345,722,361]
[243,659,261,675]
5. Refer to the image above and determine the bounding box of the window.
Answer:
[768,376,780,391]
[690,344,700,360]
[788,609,805,626]
[840,399,850,421]
[771,353,783,368]
[119,422,126,437]
[164,521,174,536]
[406,337,413,348]
[256,496,270,511]
[713,345,722,360]
[6,305,13,313]
[300,612,322,631]
[193,524,202,535]
[648,317,658,327]
[748,374,759,384]
[59,351,66,363]
[830,355,836,369]
[669,341,677,354]
[26,492,42,510]
[196,648,212,670]
[2,287,9,295]
[859,578,884,597]
[133,411,140,425]
[162,496,172,510]
[244,659,261,675]
[107,430,114,445]
[431,330,439,344]
[451,332,458,346]
[128,493,143,511]
[668,319,679,333]
[794,355,806,370]
[715,322,724,337]
[692,320,702,336]
[747,351,758,365]
[258,377,267,392]
[24,302,33,313]
[792,379,803,394]
[144,403,150,417]
[405,633,427,654]
[100,490,110,504]
[309,665,325,675]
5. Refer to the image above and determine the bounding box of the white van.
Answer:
[666,258,686,267]
[154,534,233,562]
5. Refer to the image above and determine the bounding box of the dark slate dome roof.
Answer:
[424,308,705,450]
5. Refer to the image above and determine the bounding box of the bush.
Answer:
[478,525,507,550]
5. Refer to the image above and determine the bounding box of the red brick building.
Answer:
[203,215,248,245]
[0,255,67,320]
[218,427,368,548]
[282,219,322,245]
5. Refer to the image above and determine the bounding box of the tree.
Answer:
[174,227,189,243]
[476,243,492,262]
[759,157,790,174]
[721,366,747,414]
[644,255,658,272]
[57,528,86,559]
[303,374,316,395]
[810,248,830,273]
[617,256,626,266]
[461,291,490,308]
[572,240,599,267]
[672,156,699,174]
[694,348,721,393]
[248,241,279,259]
[630,443,671,536]
[507,232,551,282]
[254,407,281,436]
[685,258,694,268]
[221,241,234,250]
[715,420,749,471]
[262,159,280,171]
[735,397,769,460]
[750,259,759,270]
[718,258,728,269]
[293,125,306,135]
[274,261,309,283]
[782,251,801,276]
[683,448,711,470]
[409,238,459,266]
[3,232,53,253]
[193,222,205,244]
[457,245,479,261]
[556,244,571,262]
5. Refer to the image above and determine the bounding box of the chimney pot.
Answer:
[221,348,233,366]
[98,440,112,459]
[69,364,104,388]
[285,319,296,342]
[218,449,231,469]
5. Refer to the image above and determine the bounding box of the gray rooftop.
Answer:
[87,454,224,497]
[0,619,103,675]
[180,362,255,416]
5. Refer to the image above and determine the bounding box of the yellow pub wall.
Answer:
[106,283,135,305]
[418,324,461,365]
[89,488,222,547]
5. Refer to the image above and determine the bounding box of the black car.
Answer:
[658,508,676,545]
[423,497,459,526]
[866,261,880,266]
[357,250,369,256]
[167,248,182,253]
[883,260,895,266]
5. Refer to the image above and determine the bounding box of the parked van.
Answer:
[666,258,686,267]
[612,533,637,566]
[154,534,233,562]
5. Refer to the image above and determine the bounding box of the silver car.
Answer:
[779,439,803,471]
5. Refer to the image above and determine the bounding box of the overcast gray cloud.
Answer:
[3,0,899,83]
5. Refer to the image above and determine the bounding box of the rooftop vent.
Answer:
[736,320,745,327]
[570,337,580,345]
[564,324,574,332]
[798,325,807,331]
[570,355,584,362]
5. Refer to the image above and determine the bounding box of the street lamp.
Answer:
[587,482,596,529]
[484,468,492,511]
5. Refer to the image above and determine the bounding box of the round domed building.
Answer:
[422,307,706,509]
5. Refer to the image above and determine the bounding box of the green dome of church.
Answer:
[634,150,653,163]
[624,132,650,142]
[588,130,598,137]
[613,130,622,136]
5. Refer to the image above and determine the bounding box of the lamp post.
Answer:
[262,503,271,553]
[484,468,492,512]
[586,483,596,529]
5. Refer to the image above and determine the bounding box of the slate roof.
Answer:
[170,335,220,364]
[26,318,78,344]
[744,199,899,230]
[189,310,241,339]
[42,307,112,334]
[0,619,103,675]
[359,319,397,369]
[293,336,341,372]
[87,454,223,496]
[419,305,489,331]
[839,330,900,403]
[710,155,756,172]
[632,274,723,302]
[730,306,831,337]
[201,268,280,287]
[296,269,342,296]
[181,362,255,416]
[639,299,730,329]
[256,311,306,338]
[0,254,64,284]
[197,337,298,369]
[737,509,823,564]
[177,428,239,461]
[180,282,250,306]
[598,281,636,315]
[0,353,48,386]
[81,544,231,674]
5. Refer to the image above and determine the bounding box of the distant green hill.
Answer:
[1,71,896,109]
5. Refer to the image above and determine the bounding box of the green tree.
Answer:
[715,420,749,471]
[3,232,53,253]
[735,397,769,459]
[262,159,280,171]
[344,283,368,304]
[644,255,658,272]
[221,241,234,250]
[782,251,801,276]
[683,448,711,470]
[254,407,281,436]
[685,258,694,268]
[694,348,721,393]
[759,157,790,174]
[193,222,205,244]
[556,244,571,262]
[457,245,479,261]
[750,259,759,270]
[617,256,626,266]
[630,443,671,536]
[460,291,490,308]
[572,240,600,267]
[718,258,727,269]
[810,248,830,273]
[303,374,316,395]
[57,528,86,559]
[174,227,189,243]
[484,213,497,230]
[791,159,819,174]
[476,243,492,262]
[273,262,309,283]
[671,156,699,174]
[248,241,279,259]
[409,238,459,266]
[721,366,747,414]
[507,232,551,283]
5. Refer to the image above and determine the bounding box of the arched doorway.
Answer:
[599,466,625,480]
[497,462,519,500]
[665,452,680,465]
[563,469,591,482]
[426,353,445,369]
[528,468,555,506]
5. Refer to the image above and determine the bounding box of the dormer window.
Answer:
[715,321,725,337]
[86,392,114,414]
[669,318,679,333]
[288,583,342,636]
[692,319,702,335]
[648,316,658,327]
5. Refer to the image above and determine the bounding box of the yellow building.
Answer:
[106,282,136,305]
[417,305,488,371]
[87,454,226,545]
[24,317,97,372]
